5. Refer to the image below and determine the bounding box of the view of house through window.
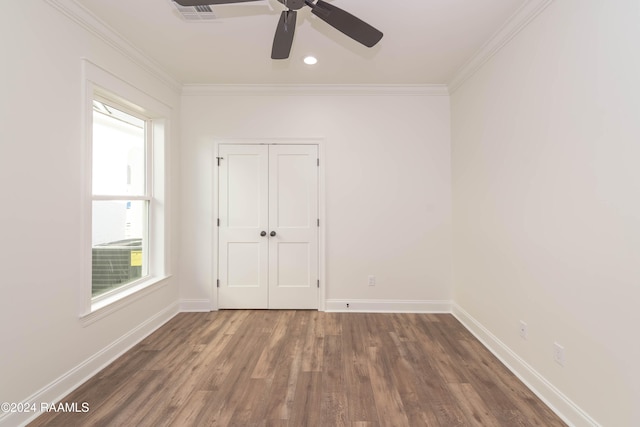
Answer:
[92,100,150,297]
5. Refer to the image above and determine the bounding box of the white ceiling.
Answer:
[73,0,527,85]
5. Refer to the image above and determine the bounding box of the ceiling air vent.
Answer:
[171,1,216,21]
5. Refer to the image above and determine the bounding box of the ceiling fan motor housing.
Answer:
[278,0,306,10]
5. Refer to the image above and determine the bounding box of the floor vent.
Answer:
[171,1,216,21]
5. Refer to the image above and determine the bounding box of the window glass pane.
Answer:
[92,102,145,196]
[92,200,148,297]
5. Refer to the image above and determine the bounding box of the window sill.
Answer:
[80,275,172,327]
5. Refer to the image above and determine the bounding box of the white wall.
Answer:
[0,2,180,425]
[451,1,640,425]
[8,0,636,425]
[180,88,452,309]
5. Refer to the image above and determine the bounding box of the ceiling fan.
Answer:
[174,0,383,59]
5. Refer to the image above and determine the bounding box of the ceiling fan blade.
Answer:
[271,10,297,60]
[174,0,261,6]
[310,0,383,47]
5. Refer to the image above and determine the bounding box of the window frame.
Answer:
[91,97,152,301]
[80,60,170,320]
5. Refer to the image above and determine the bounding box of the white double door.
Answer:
[218,144,319,309]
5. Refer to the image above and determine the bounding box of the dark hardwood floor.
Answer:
[29,311,566,426]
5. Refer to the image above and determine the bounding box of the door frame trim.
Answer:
[211,138,326,311]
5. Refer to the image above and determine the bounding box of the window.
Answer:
[81,60,168,317]
[91,100,150,298]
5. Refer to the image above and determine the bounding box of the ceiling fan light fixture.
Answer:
[303,56,318,65]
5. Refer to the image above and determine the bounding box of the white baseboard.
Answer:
[452,303,600,427]
[325,299,451,313]
[179,299,212,312]
[2,302,179,427]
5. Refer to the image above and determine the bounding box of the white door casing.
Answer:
[217,144,318,309]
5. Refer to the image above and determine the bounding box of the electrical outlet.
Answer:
[368,275,376,286]
[519,321,528,340]
[553,342,565,366]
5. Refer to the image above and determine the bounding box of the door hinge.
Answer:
[317,158,319,166]
[217,279,220,288]
[317,218,320,227]
[217,157,223,166]
[217,218,220,227]
[317,279,320,288]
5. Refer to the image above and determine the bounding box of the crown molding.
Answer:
[45,0,181,93]
[448,0,555,94]
[182,84,449,97]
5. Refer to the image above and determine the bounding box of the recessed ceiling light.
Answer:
[303,56,318,65]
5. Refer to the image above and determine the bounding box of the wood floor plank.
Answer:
[322,311,342,336]
[263,331,304,422]
[251,311,294,379]
[460,338,566,426]
[227,378,271,426]
[384,339,441,427]
[448,382,503,427]
[77,369,163,426]
[289,372,322,426]
[29,311,568,427]
[301,312,324,372]
[320,335,348,426]
[366,346,411,427]
[141,335,234,426]
[320,391,349,427]
[342,314,380,424]
[321,334,344,392]
[405,342,464,427]
[166,390,215,427]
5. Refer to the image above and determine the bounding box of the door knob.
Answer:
[270,231,277,237]
[260,231,267,237]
